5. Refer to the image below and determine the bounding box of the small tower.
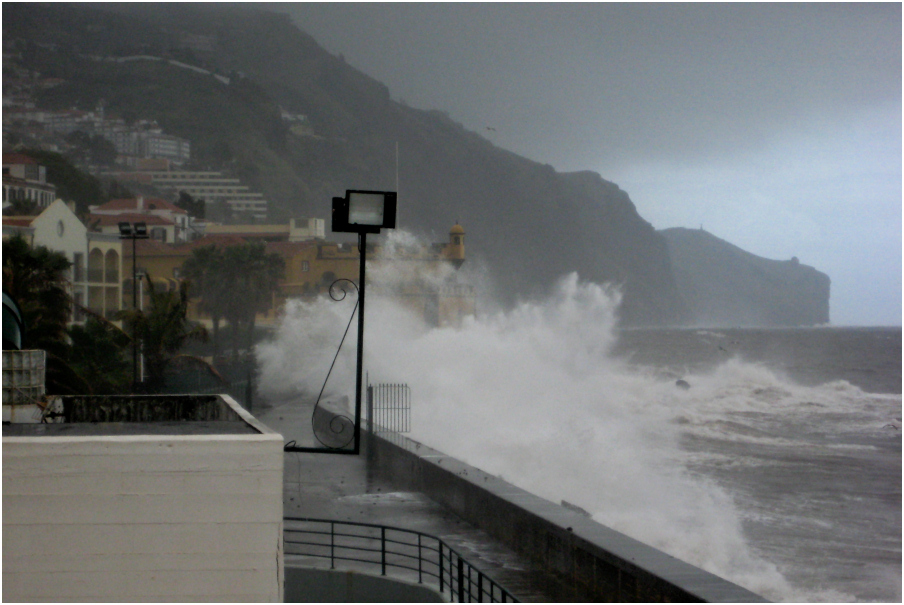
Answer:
[447,223,465,268]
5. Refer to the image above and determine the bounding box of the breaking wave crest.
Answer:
[258,263,891,601]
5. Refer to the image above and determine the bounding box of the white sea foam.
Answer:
[257,234,892,601]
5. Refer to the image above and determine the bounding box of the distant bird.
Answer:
[486,126,496,132]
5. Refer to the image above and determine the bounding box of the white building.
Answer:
[104,169,269,222]
[2,200,123,322]
[2,153,58,210]
[2,394,284,602]
[89,196,193,244]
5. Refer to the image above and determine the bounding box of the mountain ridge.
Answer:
[2,3,830,326]
[661,227,831,326]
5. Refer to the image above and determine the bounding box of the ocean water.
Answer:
[257,266,901,602]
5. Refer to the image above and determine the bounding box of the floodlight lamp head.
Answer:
[332,190,397,234]
[118,222,132,237]
[134,223,149,238]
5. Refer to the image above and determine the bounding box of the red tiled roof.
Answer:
[93,197,187,214]
[178,234,249,250]
[123,235,251,257]
[266,241,317,255]
[2,217,35,227]
[2,153,39,165]
[87,213,175,227]
[127,238,177,256]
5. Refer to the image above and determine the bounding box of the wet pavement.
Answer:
[255,398,562,602]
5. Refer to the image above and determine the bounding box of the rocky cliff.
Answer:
[661,228,830,326]
[4,4,832,327]
[4,3,690,325]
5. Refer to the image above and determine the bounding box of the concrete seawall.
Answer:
[367,430,768,602]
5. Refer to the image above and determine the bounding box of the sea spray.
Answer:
[256,232,893,601]
[257,273,797,598]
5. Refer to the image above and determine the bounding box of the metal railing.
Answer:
[366,382,411,433]
[284,517,518,602]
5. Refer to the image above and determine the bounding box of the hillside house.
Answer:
[2,153,57,210]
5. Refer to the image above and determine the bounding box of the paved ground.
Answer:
[255,398,563,602]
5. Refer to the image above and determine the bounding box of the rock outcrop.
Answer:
[661,227,830,326]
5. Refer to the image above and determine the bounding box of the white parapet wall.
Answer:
[2,397,285,602]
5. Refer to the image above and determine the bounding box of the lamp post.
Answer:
[338,191,397,453]
[284,190,396,455]
[119,221,149,392]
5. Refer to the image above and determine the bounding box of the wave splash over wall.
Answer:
[258,241,887,601]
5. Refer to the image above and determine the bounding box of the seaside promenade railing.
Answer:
[284,517,519,603]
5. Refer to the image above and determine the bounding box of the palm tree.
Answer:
[221,242,284,360]
[183,242,284,361]
[118,275,208,393]
[182,244,228,358]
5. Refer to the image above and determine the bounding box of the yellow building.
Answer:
[123,223,474,328]
[271,224,473,327]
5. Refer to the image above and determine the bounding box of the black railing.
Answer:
[367,383,411,433]
[284,517,518,602]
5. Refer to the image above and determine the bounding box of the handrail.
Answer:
[284,517,519,603]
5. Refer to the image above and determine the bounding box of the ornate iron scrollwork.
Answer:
[309,278,358,450]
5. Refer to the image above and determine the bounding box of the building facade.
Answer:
[2,200,123,323]
[2,153,57,210]
[128,223,474,328]
[89,196,193,244]
[104,169,269,222]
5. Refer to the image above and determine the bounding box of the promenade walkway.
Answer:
[255,399,563,602]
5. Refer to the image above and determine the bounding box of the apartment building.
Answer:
[106,169,269,221]
[2,153,58,210]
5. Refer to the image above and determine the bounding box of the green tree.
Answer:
[3,197,40,216]
[67,316,131,394]
[21,149,106,215]
[221,242,284,360]
[2,234,86,393]
[118,276,207,392]
[182,244,228,357]
[175,190,206,220]
[182,242,283,361]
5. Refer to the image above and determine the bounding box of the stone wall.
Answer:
[366,430,768,603]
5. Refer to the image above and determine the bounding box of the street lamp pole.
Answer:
[352,231,367,453]
[119,222,148,392]
[283,190,395,455]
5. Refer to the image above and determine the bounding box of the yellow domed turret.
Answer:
[447,223,465,268]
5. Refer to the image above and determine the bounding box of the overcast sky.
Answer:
[269,3,901,326]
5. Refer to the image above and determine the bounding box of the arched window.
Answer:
[88,249,104,283]
[104,249,119,283]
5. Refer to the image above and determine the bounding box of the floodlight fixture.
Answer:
[332,190,397,234]
[287,189,398,455]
